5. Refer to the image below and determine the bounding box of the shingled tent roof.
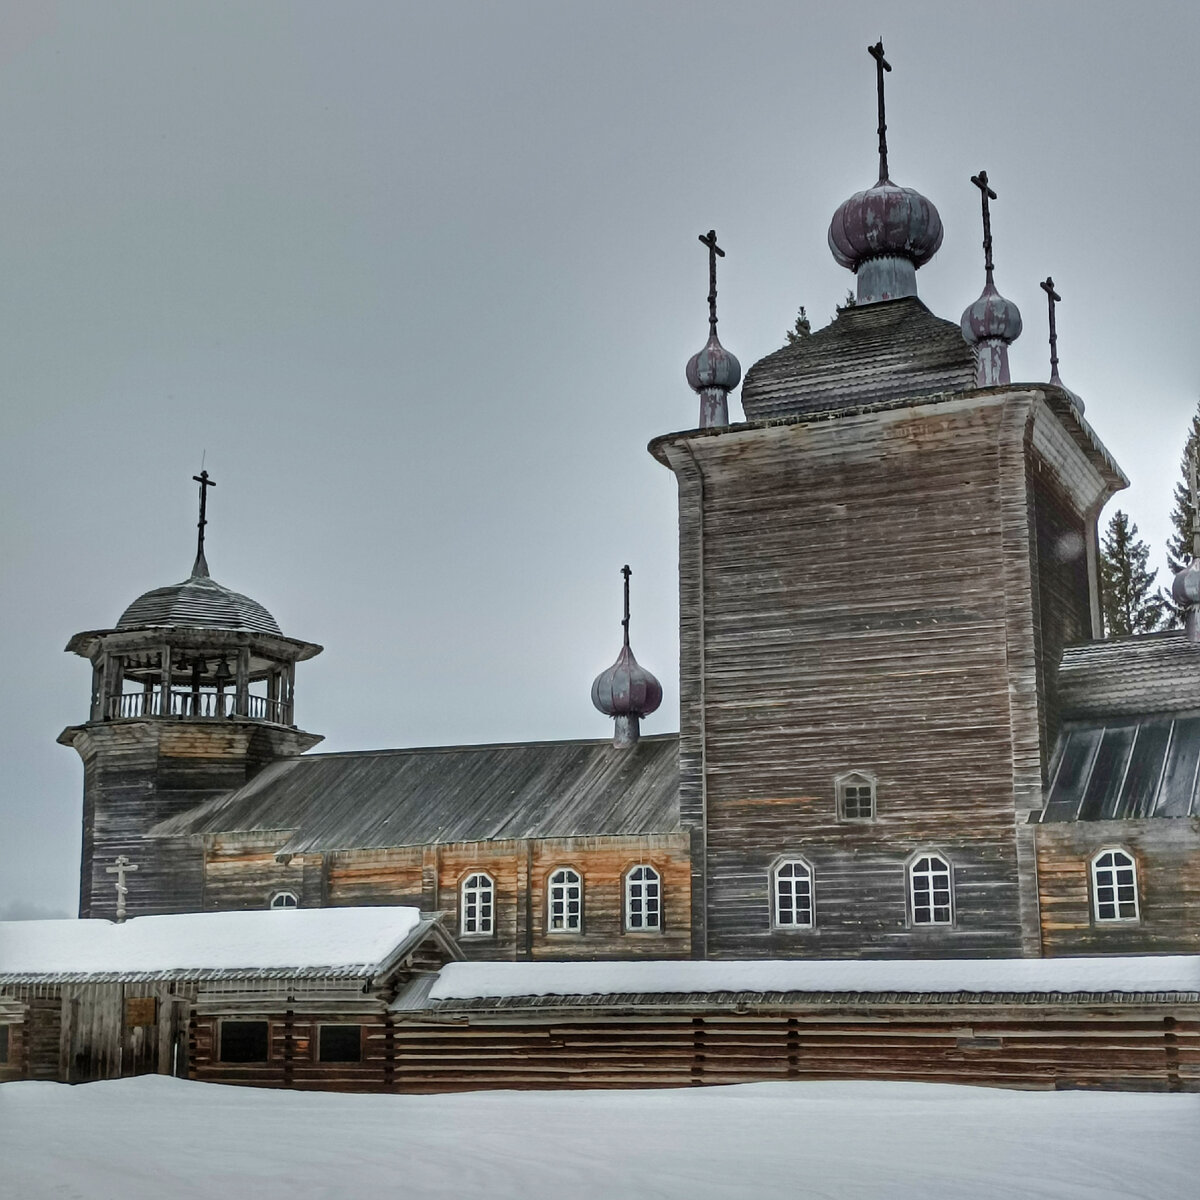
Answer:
[154,733,680,853]
[740,296,976,420]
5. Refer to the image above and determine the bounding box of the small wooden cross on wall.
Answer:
[698,230,725,336]
[106,855,138,923]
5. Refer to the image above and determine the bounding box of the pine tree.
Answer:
[1162,400,1200,628]
[784,306,812,346]
[1100,510,1166,636]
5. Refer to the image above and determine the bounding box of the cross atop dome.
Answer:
[686,230,741,430]
[828,41,943,305]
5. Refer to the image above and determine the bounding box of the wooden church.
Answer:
[7,43,1199,1092]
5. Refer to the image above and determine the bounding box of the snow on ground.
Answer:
[0,1076,1194,1200]
[0,907,422,978]
[427,953,1200,1000]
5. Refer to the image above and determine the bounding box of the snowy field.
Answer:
[1,1077,1196,1200]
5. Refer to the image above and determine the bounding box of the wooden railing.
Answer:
[105,690,286,723]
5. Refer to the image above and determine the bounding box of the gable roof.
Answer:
[0,906,446,984]
[154,734,680,853]
[740,297,976,420]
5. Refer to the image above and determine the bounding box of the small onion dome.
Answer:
[961,277,1023,344]
[686,332,742,394]
[591,643,663,720]
[828,178,943,272]
[1173,559,1200,609]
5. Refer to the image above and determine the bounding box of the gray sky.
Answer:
[2,1,1196,917]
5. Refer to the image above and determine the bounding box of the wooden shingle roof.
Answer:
[740,297,976,420]
[155,733,680,852]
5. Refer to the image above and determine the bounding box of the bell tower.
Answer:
[60,473,323,918]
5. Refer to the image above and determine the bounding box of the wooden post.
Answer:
[159,643,172,718]
[235,647,250,717]
[90,660,104,721]
[285,661,296,725]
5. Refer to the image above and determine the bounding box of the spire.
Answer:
[828,42,943,305]
[591,565,663,748]
[686,230,741,429]
[191,469,216,578]
[960,170,1022,385]
[1040,277,1084,412]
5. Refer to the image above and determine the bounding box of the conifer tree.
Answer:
[1100,510,1165,636]
[1162,400,1200,628]
[784,306,812,345]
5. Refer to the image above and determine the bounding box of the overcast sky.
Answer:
[2,1,1196,917]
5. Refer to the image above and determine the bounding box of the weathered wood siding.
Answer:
[664,396,1054,958]
[388,1004,1198,1093]
[319,835,692,960]
[203,833,315,910]
[66,720,315,919]
[1036,819,1200,954]
[0,993,27,1082]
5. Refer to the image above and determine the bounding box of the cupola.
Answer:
[591,565,663,748]
[686,230,741,429]
[827,41,943,305]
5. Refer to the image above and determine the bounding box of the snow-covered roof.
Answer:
[0,907,431,983]
[411,956,1200,1009]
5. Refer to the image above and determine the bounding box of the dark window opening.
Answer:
[318,1024,363,1063]
[0,1025,9,1064]
[220,1020,269,1063]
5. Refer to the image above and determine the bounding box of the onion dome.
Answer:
[687,332,742,393]
[961,277,1022,344]
[828,180,944,275]
[117,556,282,636]
[1173,560,1200,609]
[591,566,662,748]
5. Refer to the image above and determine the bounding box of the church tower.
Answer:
[60,472,323,919]
[652,43,1127,960]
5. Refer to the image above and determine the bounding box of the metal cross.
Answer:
[869,40,892,182]
[192,468,216,564]
[971,171,997,275]
[621,564,632,647]
[1040,277,1062,383]
[698,230,725,337]
[106,855,138,923]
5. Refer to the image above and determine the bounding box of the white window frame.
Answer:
[624,864,662,932]
[835,770,877,822]
[907,852,954,927]
[547,867,583,934]
[269,890,299,909]
[1091,848,1140,923]
[772,857,815,930]
[460,871,496,938]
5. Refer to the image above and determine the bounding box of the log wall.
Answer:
[1036,818,1200,954]
[663,396,1052,958]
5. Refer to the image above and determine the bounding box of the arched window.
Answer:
[1092,849,1139,922]
[460,872,495,937]
[836,770,876,821]
[547,867,583,933]
[269,890,299,909]
[908,854,953,925]
[624,865,662,931]
[772,859,814,929]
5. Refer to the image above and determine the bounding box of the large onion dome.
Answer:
[828,179,944,274]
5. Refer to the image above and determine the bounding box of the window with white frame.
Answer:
[908,853,953,925]
[460,872,495,937]
[624,865,662,931]
[547,867,583,933]
[269,890,299,909]
[836,771,876,821]
[1091,849,1139,922]
[772,859,814,929]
